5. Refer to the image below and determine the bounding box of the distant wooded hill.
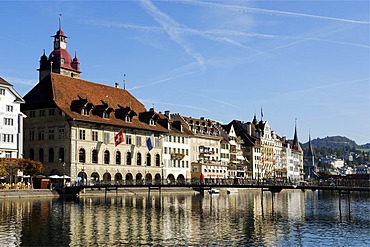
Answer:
[301,136,360,150]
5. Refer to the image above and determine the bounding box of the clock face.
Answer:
[55,42,59,49]
[60,42,66,49]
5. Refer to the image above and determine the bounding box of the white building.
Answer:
[0,77,25,158]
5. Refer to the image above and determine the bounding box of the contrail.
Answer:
[176,0,370,24]
[128,71,196,91]
[138,0,206,70]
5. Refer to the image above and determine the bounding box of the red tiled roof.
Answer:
[23,73,168,133]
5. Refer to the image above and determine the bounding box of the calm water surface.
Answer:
[0,189,369,246]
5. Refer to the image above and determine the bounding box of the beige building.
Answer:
[21,27,168,184]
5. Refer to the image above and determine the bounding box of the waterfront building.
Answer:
[21,26,168,184]
[225,115,304,182]
[290,123,304,182]
[225,119,262,179]
[221,123,247,179]
[0,77,25,159]
[160,111,192,182]
[171,115,226,181]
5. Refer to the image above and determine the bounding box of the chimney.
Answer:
[246,122,252,136]
[164,110,170,119]
[115,82,119,88]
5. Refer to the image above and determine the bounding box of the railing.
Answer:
[76,177,370,190]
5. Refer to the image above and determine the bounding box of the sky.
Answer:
[0,0,369,145]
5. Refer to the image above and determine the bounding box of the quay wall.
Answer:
[0,187,198,199]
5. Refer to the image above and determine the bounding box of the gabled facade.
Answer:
[221,123,247,179]
[171,115,226,181]
[0,77,25,159]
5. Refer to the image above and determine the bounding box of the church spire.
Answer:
[307,131,314,157]
[293,118,302,151]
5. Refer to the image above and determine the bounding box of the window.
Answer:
[6,105,13,112]
[103,111,109,119]
[30,110,36,117]
[48,148,54,162]
[116,151,121,165]
[182,137,185,144]
[38,130,44,140]
[149,119,155,126]
[58,128,65,139]
[30,149,34,160]
[156,154,160,167]
[0,88,5,95]
[186,149,189,156]
[79,149,86,163]
[103,133,110,144]
[126,152,131,165]
[2,134,14,143]
[104,150,110,164]
[39,109,45,117]
[49,109,55,116]
[137,152,142,166]
[29,130,35,141]
[59,148,65,162]
[79,130,86,140]
[136,136,141,146]
[48,129,54,140]
[92,150,98,163]
[92,131,98,141]
[126,135,132,144]
[146,153,151,166]
[5,151,11,158]
[164,147,167,154]
[125,115,131,122]
[39,148,44,162]
[81,108,88,115]
[4,118,13,126]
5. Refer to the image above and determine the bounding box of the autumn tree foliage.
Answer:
[0,158,44,178]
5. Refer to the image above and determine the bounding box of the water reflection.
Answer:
[0,190,369,246]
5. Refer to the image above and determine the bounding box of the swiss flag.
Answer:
[114,130,124,147]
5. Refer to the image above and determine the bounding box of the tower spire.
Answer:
[59,14,62,30]
[293,118,302,151]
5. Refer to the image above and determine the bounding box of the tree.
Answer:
[0,158,44,183]
[18,159,44,177]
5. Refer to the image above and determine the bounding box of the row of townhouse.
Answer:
[0,25,304,184]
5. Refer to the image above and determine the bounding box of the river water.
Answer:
[0,189,369,246]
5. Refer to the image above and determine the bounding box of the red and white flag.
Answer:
[114,130,124,147]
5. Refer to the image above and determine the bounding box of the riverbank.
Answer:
[0,187,200,199]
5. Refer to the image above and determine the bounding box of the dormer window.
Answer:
[149,119,155,126]
[81,108,88,115]
[103,111,109,119]
[125,115,132,123]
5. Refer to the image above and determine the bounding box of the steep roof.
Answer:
[0,77,25,103]
[0,77,12,86]
[22,73,168,133]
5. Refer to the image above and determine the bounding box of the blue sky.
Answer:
[0,0,369,145]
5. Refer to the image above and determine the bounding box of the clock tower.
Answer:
[38,18,81,81]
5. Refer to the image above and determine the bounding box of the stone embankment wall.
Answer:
[0,189,58,199]
[0,187,198,199]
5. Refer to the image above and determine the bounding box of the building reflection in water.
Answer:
[1,190,368,246]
